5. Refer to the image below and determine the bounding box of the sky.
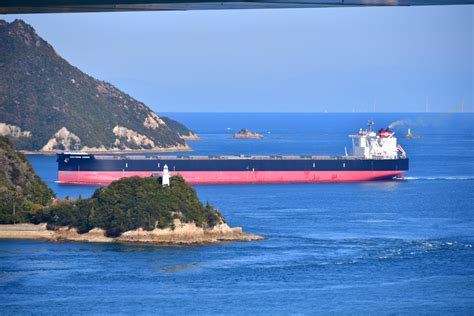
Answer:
[3,6,473,113]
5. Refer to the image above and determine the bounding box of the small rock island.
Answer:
[232,128,264,139]
[0,136,262,245]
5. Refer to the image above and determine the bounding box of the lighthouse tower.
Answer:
[162,164,170,187]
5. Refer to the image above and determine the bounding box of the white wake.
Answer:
[402,176,474,181]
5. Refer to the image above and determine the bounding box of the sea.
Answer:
[1,113,473,314]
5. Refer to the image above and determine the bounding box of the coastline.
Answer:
[180,132,200,141]
[21,146,193,155]
[0,222,264,246]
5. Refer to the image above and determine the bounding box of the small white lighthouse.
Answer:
[162,164,170,187]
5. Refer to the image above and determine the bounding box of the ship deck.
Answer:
[92,155,401,161]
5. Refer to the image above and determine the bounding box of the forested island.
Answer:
[0,136,262,244]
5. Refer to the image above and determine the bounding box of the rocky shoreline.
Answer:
[180,132,200,141]
[0,221,264,246]
[20,146,192,155]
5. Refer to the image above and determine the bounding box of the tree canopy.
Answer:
[32,176,225,237]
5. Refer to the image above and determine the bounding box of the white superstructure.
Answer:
[349,120,405,159]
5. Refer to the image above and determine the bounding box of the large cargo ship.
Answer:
[57,121,408,185]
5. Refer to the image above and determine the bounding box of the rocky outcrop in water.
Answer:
[0,221,263,245]
[232,128,264,139]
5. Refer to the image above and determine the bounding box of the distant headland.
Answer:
[0,19,198,153]
[232,128,264,139]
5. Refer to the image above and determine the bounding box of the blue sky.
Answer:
[4,6,473,112]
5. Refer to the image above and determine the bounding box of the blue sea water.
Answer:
[1,113,473,314]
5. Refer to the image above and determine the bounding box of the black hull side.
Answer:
[57,154,409,172]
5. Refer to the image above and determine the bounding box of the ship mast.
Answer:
[367,120,374,133]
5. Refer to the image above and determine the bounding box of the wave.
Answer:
[402,176,474,181]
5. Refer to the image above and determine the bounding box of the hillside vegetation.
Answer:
[0,19,196,151]
[0,136,55,223]
[31,176,225,237]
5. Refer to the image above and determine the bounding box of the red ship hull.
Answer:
[58,170,405,185]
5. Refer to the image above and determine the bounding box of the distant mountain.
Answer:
[0,19,196,152]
